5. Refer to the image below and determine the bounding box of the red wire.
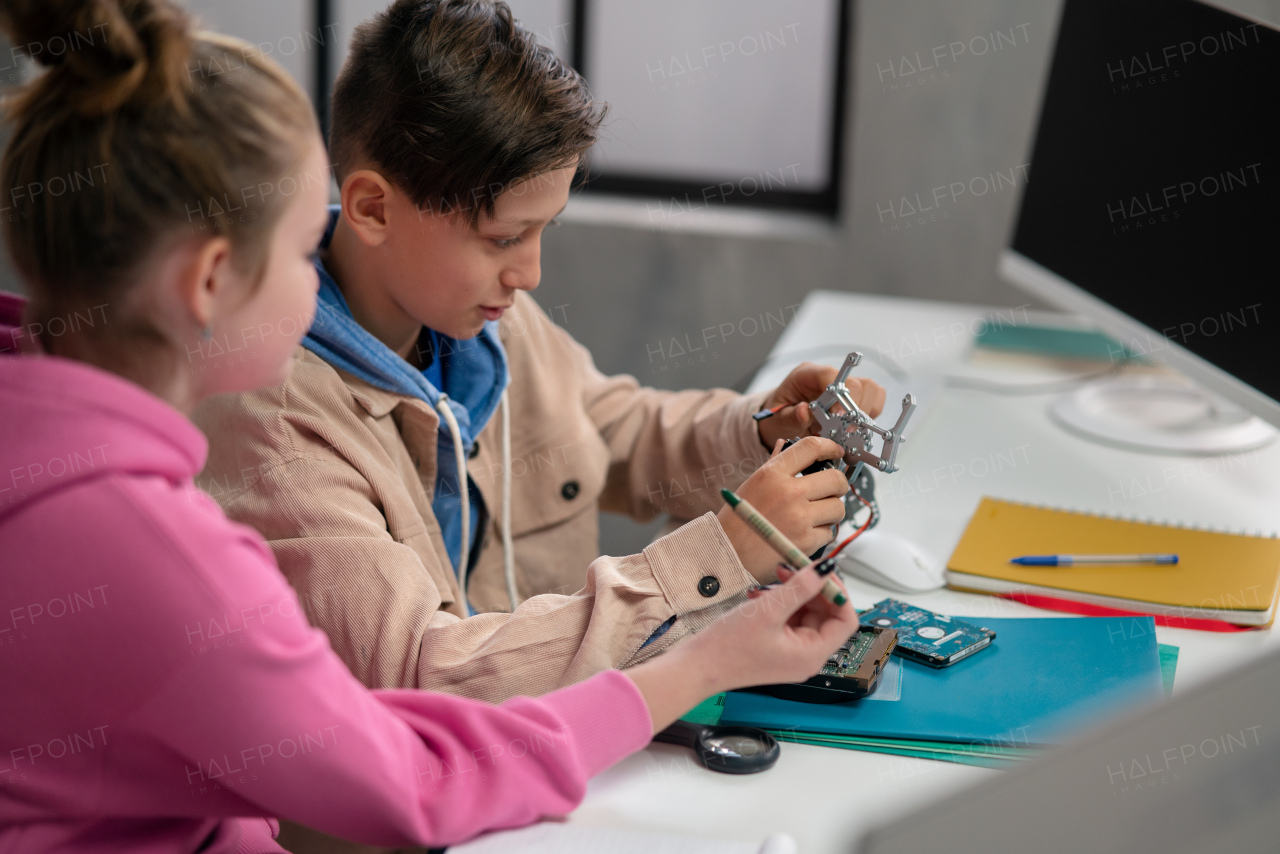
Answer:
[827,490,874,558]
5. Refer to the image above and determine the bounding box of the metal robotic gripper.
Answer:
[810,352,917,480]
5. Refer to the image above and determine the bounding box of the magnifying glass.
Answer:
[653,720,780,774]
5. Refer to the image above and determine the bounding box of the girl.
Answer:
[0,1,857,851]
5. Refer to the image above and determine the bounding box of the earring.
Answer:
[200,324,213,340]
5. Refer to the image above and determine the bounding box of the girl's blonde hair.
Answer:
[0,0,319,346]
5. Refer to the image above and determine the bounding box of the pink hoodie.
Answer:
[0,300,653,852]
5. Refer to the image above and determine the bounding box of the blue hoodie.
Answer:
[303,208,508,599]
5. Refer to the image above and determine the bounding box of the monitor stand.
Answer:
[1049,376,1278,455]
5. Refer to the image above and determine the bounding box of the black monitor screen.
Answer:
[1011,0,1277,404]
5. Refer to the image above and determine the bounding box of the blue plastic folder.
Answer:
[720,617,1164,747]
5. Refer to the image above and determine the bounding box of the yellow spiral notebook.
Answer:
[946,498,1280,630]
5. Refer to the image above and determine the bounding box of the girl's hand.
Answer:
[688,563,857,691]
[625,563,858,731]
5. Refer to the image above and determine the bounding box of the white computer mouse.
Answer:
[832,527,946,592]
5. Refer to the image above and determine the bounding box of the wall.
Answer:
[533,0,1279,392]
[523,0,1280,551]
[1,0,1276,554]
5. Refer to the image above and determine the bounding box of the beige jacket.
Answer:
[193,292,771,700]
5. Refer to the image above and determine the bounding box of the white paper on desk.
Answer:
[448,823,785,853]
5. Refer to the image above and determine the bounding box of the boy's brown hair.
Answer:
[330,0,602,223]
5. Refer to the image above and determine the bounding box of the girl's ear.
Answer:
[340,169,395,247]
[178,236,236,334]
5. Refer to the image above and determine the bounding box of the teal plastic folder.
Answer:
[720,617,1164,747]
[973,323,1149,363]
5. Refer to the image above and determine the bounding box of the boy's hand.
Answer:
[716,436,848,584]
[757,362,887,450]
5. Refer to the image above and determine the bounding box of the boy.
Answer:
[194,0,884,701]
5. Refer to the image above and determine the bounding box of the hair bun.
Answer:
[1,0,193,115]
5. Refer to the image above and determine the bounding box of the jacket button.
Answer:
[698,576,720,597]
[560,480,580,500]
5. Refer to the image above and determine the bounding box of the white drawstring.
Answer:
[500,389,518,611]
[437,390,519,614]
[435,395,470,608]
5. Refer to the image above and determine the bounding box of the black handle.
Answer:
[653,721,781,774]
[653,720,705,749]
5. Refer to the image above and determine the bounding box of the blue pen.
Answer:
[1010,554,1178,566]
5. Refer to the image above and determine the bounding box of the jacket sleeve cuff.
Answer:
[721,390,773,469]
[535,669,653,778]
[643,512,756,615]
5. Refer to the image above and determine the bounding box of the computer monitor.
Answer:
[852,643,1280,854]
[999,0,1280,452]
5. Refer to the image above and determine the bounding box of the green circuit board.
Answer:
[745,624,898,704]
[819,626,886,677]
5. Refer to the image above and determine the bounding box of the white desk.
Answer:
[566,291,1280,853]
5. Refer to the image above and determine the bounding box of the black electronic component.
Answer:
[859,598,996,668]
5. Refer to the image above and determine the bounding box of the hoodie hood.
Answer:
[299,208,509,585]
[0,353,205,524]
[301,207,509,451]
